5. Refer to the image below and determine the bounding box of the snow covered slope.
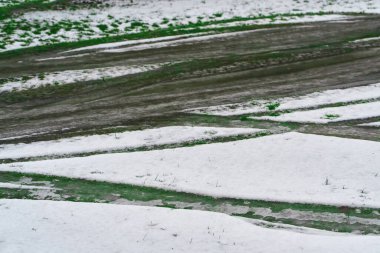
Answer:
[2,132,380,208]
[1,199,379,253]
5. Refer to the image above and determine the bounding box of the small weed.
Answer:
[266,102,281,111]
[323,114,340,120]
[240,115,249,121]
[213,12,223,18]
[97,24,108,32]
[268,112,281,117]
[37,73,45,80]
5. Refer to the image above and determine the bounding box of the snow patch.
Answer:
[186,83,380,116]
[0,126,262,159]
[2,132,380,208]
[252,101,380,123]
[1,199,379,253]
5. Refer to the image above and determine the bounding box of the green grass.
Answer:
[266,102,281,111]
[0,171,379,233]
[323,114,341,119]
[240,115,250,121]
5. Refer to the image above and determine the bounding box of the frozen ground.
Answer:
[252,101,380,123]
[0,126,262,159]
[2,15,380,140]
[2,132,380,208]
[1,199,379,253]
[186,83,380,116]
[0,64,162,92]
[1,0,379,51]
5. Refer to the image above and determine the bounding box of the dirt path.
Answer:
[1,15,380,139]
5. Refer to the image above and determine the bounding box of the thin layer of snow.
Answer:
[21,0,380,25]
[186,83,380,116]
[252,101,380,123]
[0,126,262,159]
[0,64,161,92]
[2,0,379,51]
[251,207,380,226]
[2,132,380,208]
[103,30,257,53]
[35,53,90,61]
[65,15,347,54]
[203,14,348,29]
[359,121,380,127]
[0,182,52,190]
[0,128,67,141]
[1,199,380,253]
[63,33,210,53]
[352,36,380,43]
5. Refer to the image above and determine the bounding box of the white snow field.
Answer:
[0,64,162,93]
[252,101,380,123]
[186,83,380,116]
[2,0,380,51]
[2,132,380,208]
[1,199,379,253]
[0,126,262,159]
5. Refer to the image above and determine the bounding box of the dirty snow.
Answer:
[0,182,52,190]
[35,53,90,62]
[352,36,380,43]
[0,126,262,159]
[63,33,210,53]
[1,199,379,253]
[2,132,380,208]
[0,64,162,92]
[186,83,380,116]
[359,121,380,127]
[252,101,380,123]
[103,30,257,53]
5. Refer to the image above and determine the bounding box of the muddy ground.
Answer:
[0,15,379,141]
